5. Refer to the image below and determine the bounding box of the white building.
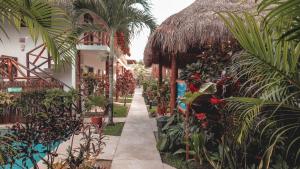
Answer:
[0,13,130,91]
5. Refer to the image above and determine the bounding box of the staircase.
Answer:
[25,44,71,89]
[0,44,70,90]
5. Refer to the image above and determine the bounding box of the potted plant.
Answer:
[84,95,107,127]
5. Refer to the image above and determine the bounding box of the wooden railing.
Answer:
[25,45,71,89]
[78,32,110,46]
[26,44,51,78]
[1,55,51,82]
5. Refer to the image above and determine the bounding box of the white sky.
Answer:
[129,0,195,61]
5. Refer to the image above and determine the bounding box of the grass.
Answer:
[117,98,133,104]
[149,106,157,114]
[115,96,133,104]
[113,104,128,117]
[148,106,157,117]
[104,122,125,136]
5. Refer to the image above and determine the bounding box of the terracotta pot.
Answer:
[91,116,103,127]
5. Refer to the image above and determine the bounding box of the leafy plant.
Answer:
[219,9,300,168]
[84,95,107,113]
[64,124,105,169]
[0,92,14,107]
[158,114,185,152]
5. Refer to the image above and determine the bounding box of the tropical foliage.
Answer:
[218,2,300,167]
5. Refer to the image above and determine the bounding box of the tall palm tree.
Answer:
[73,0,156,124]
[0,0,77,66]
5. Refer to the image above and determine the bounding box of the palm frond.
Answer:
[258,0,300,42]
[219,12,300,162]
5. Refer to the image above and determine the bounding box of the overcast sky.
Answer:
[130,0,195,61]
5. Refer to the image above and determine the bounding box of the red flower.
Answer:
[210,96,224,105]
[192,73,201,80]
[189,83,199,93]
[195,113,206,120]
[201,121,208,128]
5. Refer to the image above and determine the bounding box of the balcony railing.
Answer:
[78,32,110,46]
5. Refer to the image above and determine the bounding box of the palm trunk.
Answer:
[108,30,115,125]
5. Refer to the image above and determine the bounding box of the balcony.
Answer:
[76,32,110,52]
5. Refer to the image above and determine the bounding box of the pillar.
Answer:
[159,63,163,85]
[157,62,163,115]
[76,51,82,112]
[170,54,177,114]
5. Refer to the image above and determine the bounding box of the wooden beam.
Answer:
[76,51,82,112]
[170,54,177,114]
[76,51,81,90]
[158,62,162,86]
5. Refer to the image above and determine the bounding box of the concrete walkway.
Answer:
[111,88,164,169]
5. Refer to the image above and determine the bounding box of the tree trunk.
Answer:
[108,30,115,125]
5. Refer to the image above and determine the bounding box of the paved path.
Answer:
[111,88,164,169]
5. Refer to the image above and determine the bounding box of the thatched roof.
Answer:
[144,0,255,68]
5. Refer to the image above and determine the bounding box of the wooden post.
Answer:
[26,53,30,78]
[159,63,163,85]
[76,51,82,112]
[157,62,163,115]
[170,54,177,114]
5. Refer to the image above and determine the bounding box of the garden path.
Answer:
[111,88,165,169]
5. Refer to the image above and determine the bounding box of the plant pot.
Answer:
[91,116,103,127]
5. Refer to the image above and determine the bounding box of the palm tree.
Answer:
[0,0,77,65]
[73,0,156,124]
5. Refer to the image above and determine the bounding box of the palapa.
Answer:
[144,0,255,68]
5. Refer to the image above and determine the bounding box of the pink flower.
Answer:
[210,96,224,105]
[195,113,206,120]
